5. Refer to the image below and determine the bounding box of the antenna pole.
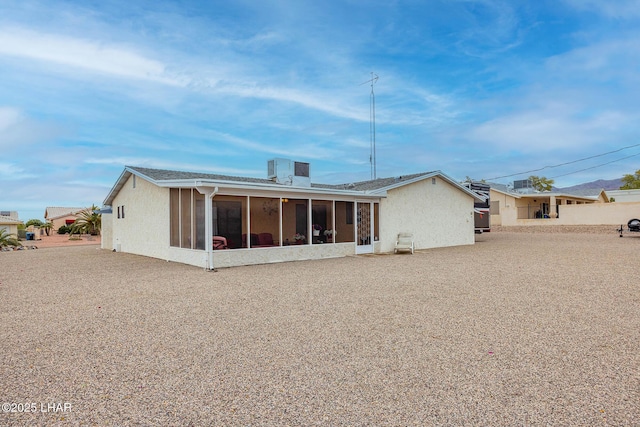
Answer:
[361,72,379,179]
[370,72,377,180]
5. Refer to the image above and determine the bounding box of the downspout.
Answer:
[207,186,219,270]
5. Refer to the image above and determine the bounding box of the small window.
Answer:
[133,175,136,188]
[432,178,436,185]
[121,206,125,218]
[117,206,121,219]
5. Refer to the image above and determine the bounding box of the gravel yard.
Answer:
[1,231,639,426]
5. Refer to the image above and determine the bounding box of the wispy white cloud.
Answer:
[84,156,262,177]
[0,161,37,180]
[562,0,640,18]
[0,106,67,150]
[0,26,186,86]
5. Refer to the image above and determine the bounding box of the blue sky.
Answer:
[2,0,640,221]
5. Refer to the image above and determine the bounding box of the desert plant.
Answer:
[41,222,53,236]
[0,229,21,248]
[25,219,44,228]
[71,205,101,235]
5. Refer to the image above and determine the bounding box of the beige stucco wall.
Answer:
[607,189,640,203]
[489,189,519,226]
[378,177,475,253]
[109,174,170,259]
[207,242,355,269]
[495,199,640,226]
[165,241,355,269]
[50,214,79,231]
[556,202,640,225]
[100,213,113,250]
[0,224,19,236]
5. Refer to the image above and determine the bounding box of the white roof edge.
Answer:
[370,171,484,202]
[102,168,137,206]
[190,179,384,198]
[490,187,522,198]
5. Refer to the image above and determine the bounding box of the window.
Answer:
[312,200,333,244]
[334,201,355,243]
[373,202,379,241]
[249,196,280,247]
[169,188,205,250]
[180,189,191,248]
[170,189,180,246]
[215,196,246,249]
[194,192,205,250]
[282,198,308,245]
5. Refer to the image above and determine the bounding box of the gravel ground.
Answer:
[1,231,639,426]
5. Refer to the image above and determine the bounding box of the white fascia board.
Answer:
[491,187,521,198]
[166,179,384,199]
[102,169,135,206]
[368,171,483,202]
[519,193,597,201]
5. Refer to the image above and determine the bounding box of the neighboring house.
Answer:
[0,210,22,236]
[102,159,482,269]
[606,189,640,203]
[489,183,640,226]
[44,207,87,231]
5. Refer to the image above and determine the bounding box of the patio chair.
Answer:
[257,232,275,247]
[394,232,414,254]
[213,236,228,250]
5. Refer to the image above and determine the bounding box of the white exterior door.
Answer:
[356,202,373,254]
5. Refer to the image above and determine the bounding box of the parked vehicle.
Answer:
[618,218,640,237]
[463,182,490,233]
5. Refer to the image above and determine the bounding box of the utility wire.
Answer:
[483,142,640,181]
[549,151,640,179]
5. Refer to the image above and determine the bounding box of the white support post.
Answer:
[196,184,218,270]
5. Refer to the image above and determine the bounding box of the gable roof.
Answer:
[0,215,22,225]
[488,183,608,202]
[45,207,86,220]
[104,166,482,206]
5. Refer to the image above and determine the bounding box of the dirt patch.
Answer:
[1,233,639,425]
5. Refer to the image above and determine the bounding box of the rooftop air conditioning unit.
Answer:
[267,158,311,187]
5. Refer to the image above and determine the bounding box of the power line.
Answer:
[483,142,640,181]
[549,152,640,179]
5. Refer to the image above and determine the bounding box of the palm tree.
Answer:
[71,205,102,235]
[0,229,21,248]
[41,222,53,236]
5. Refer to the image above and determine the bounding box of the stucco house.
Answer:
[606,189,640,203]
[489,183,640,226]
[0,211,22,237]
[44,207,87,231]
[101,160,482,269]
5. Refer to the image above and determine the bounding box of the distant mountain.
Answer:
[554,178,623,192]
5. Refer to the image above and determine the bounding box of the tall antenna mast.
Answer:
[360,72,378,179]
